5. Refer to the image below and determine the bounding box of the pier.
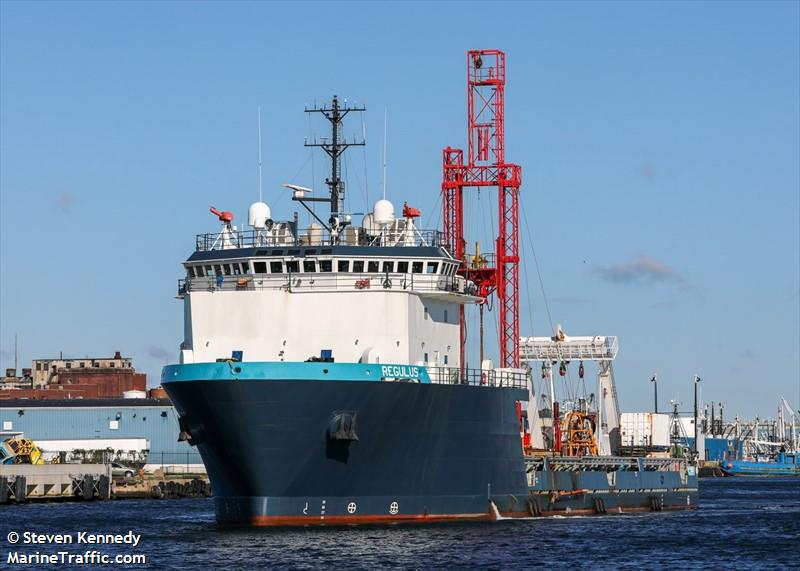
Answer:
[1,464,111,503]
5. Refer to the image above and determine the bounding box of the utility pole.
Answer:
[650,374,658,414]
[693,375,702,458]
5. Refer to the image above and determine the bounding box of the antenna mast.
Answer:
[257,106,263,202]
[304,95,366,215]
[383,107,388,200]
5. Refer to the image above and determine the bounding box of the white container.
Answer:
[620,412,670,448]
[122,390,147,399]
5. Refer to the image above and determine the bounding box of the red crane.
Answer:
[442,50,522,369]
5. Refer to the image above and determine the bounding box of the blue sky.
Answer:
[1,1,798,418]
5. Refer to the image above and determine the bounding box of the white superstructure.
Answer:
[178,204,479,369]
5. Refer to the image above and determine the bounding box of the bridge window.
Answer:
[426,262,439,274]
[187,267,195,278]
[412,262,424,273]
[286,260,299,273]
[337,260,350,272]
[254,262,267,274]
[195,266,205,277]
[205,265,213,276]
[269,261,282,273]
[397,261,409,273]
[382,261,395,273]
[223,264,232,276]
[368,261,379,273]
[303,260,317,273]
[232,264,242,276]
[319,260,332,272]
[213,265,222,276]
[288,249,300,256]
[352,261,364,273]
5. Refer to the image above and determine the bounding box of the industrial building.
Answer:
[1,351,146,400]
[0,398,203,473]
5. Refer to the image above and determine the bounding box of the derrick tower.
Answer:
[442,49,522,369]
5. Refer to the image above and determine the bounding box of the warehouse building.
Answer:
[0,398,203,473]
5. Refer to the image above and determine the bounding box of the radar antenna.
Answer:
[304,95,366,215]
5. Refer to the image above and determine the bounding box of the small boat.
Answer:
[720,449,800,476]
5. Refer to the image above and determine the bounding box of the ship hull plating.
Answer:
[164,377,698,526]
[164,378,530,525]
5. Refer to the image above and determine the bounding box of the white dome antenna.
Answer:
[373,199,394,225]
[248,202,271,229]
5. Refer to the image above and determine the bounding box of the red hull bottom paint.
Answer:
[248,505,697,526]
[250,513,494,526]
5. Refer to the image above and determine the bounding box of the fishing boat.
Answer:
[720,450,800,476]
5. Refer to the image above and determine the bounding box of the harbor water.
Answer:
[1,478,798,570]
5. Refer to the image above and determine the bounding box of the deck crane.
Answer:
[519,333,621,455]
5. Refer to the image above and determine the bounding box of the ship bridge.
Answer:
[179,223,480,302]
[178,216,479,368]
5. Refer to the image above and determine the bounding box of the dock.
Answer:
[1,464,111,503]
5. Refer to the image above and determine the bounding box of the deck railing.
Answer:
[525,455,688,473]
[195,227,448,252]
[428,366,529,389]
[178,273,475,298]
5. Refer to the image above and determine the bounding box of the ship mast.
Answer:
[304,95,366,216]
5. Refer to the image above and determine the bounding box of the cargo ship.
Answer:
[162,50,698,525]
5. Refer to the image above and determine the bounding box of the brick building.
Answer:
[0,351,146,400]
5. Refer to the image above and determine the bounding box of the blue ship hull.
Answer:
[163,365,530,524]
[162,363,698,525]
[720,457,800,477]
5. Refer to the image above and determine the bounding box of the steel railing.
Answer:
[195,228,448,252]
[428,366,529,389]
[177,273,474,297]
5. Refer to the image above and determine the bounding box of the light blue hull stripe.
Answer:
[162,362,431,384]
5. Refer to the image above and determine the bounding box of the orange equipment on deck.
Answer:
[561,410,599,457]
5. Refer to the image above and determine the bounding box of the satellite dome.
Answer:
[373,199,395,224]
[248,202,271,229]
